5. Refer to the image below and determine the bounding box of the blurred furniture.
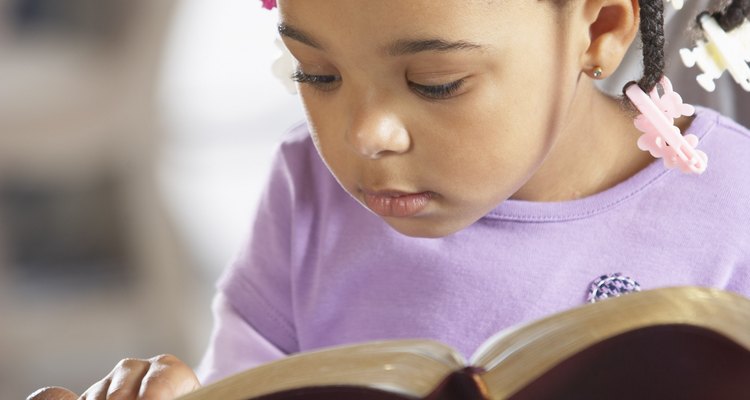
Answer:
[0,1,205,398]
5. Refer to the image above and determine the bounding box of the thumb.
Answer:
[27,386,78,400]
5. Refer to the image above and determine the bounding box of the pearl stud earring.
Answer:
[592,66,603,79]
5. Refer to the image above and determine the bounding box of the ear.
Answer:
[577,0,640,79]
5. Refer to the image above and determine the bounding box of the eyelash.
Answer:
[291,71,341,91]
[291,70,465,100]
[408,80,465,100]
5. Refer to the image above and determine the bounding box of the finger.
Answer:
[79,377,111,400]
[26,386,78,400]
[106,358,151,400]
[139,355,201,399]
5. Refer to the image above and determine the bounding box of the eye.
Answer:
[291,70,341,92]
[409,79,465,100]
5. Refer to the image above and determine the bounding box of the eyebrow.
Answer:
[278,22,485,56]
[386,39,484,56]
[278,23,322,49]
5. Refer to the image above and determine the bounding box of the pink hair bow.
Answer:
[261,0,277,10]
[626,76,707,175]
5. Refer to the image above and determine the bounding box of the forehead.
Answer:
[279,0,499,22]
[277,0,556,50]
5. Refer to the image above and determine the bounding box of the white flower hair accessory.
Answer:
[272,37,297,94]
[258,0,295,93]
[666,0,683,10]
[680,13,750,92]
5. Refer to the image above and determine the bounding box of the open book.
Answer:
[179,287,750,400]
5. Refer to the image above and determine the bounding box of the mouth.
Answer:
[361,189,434,218]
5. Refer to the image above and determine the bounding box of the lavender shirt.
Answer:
[197,107,750,384]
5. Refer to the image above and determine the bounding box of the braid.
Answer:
[636,0,666,92]
[712,0,750,31]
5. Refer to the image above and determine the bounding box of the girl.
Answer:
[31,0,750,399]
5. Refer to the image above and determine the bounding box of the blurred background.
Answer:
[0,0,748,399]
[0,0,303,398]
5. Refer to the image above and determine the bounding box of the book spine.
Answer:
[423,366,490,400]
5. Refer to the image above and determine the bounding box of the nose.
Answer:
[346,105,411,159]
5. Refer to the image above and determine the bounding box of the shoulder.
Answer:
[270,121,334,191]
[271,121,354,213]
[640,107,750,242]
[694,106,750,149]
[690,107,750,191]
[668,107,750,245]
[697,106,750,142]
[275,121,322,175]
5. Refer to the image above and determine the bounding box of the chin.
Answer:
[385,216,471,239]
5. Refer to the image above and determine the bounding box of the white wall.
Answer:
[157,0,305,282]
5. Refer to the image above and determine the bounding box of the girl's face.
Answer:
[279,0,585,237]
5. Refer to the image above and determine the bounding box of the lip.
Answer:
[362,189,433,218]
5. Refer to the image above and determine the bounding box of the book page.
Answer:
[179,339,466,400]
[469,287,750,399]
[507,324,750,399]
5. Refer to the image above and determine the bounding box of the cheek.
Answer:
[478,18,578,154]
[427,82,559,173]
[299,93,356,182]
[300,94,331,157]
[300,92,338,148]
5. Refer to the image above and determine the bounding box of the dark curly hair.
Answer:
[625,0,749,96]
[712,0,750,31]
[635,0,667,93]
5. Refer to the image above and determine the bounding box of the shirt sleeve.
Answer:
[195,126,315,384]
[195,292,287,385]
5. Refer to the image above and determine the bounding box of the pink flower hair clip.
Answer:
[261,0,277,10]
[625,76,708,175]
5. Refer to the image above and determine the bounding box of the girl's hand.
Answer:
[27,354,201,400]
[26,387,77,400]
